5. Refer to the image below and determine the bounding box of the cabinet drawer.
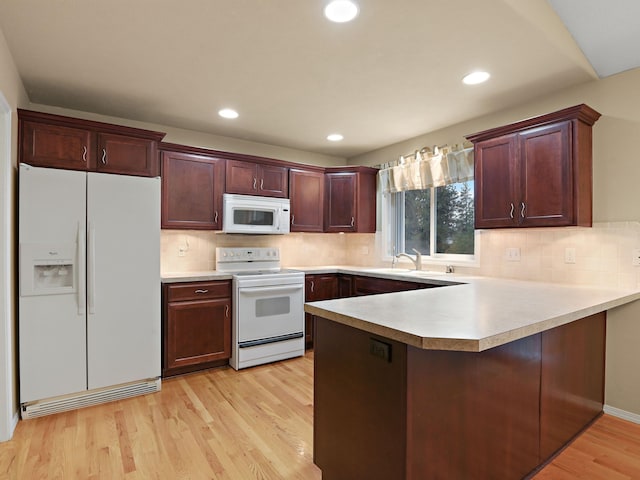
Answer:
[167,281,231,302]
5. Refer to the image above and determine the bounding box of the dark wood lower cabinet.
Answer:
[163,281,232,377]
[305,274,339,348]
[540,312,606,459]
[314,312,606,480]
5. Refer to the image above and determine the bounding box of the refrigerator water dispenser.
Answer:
[20,243,76,296]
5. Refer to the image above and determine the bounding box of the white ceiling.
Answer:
[0,0,632,159]
[548,0,640,78]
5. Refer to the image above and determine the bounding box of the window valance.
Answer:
[378,145,474,194]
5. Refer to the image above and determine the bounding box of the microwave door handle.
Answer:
[276,208,281,231]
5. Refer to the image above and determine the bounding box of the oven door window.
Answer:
[237,285,303,343]
[233,208,274,226]
[256,296,290,317]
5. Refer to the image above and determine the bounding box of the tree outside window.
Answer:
[398,180,474,257]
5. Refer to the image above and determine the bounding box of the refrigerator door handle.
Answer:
[77,221,86,315]
[88,222,96,314]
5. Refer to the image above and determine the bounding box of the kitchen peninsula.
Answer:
[305,274,640,479]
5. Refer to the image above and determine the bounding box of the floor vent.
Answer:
[21,378,161,419]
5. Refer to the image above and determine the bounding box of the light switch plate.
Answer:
[632,249,640,266]
[506,247,521,262]
[565,248,576,264]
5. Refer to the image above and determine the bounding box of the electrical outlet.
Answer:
[506,247,521,262]
[565,247,576,264]
[632,249,640,266]
[178,246,187,257]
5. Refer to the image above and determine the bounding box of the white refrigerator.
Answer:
[19,164,161,416]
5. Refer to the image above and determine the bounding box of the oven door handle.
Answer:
[238,284,303,295]
[239,332,304,348]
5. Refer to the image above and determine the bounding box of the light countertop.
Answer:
[161,271,233,283]
[162,266,640,352]
[302,268,640,352]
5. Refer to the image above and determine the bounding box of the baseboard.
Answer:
[603,404,640,424]
[10,410,18,434]
[21,378,161,419]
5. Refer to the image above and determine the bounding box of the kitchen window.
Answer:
[384,179,476,262]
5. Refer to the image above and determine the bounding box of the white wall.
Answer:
[0,93,14,441]
[0,25,28,442]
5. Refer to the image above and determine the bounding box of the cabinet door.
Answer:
[338,274,354,298]
[258,164,288,197]
[352,276,430,296]
[290,169,324,232]
[305,274,339,347]
[165,297,231,370]
[161,151,225,229]
[474,135,519,228]
[325,172,357,232]
[21,121,94,170]
[226,159,258,195]
[519,122,572,227]
[97,133,158,176]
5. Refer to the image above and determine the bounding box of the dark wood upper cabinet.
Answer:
[21,121,95,171]
[225,159,288,198]
[467,104,601,229]
[18,109,165,177]
[160,147,225,230]
[289,168,324,232]
[97,133,158,177]
[324,166,377,233]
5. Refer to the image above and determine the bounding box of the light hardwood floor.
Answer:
[1,351,639,479]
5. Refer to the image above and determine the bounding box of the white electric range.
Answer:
[216,247,305,370]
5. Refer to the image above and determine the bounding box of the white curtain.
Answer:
[378,146,474,194]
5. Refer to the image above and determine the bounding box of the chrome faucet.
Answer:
[395,248,422,270]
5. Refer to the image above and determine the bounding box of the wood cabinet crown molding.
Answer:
[18,109,166,141]
[465,104,601,143]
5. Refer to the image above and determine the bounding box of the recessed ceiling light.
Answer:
[327,133,344,142]
[462,71,490,85]
[218,108,239,119]
[324,0,359,23]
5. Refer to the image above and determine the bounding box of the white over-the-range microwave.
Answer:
[222,193,290,234]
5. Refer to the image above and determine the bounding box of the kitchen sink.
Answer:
[404,270,445,276]
[365,268,413,274]
[365,268,445,277]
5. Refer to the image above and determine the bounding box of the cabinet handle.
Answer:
[520,202,526,218]
[225,305,229,318]
[350,216,355,227]
[101,149,107,165]
[82,146,87,162]
[214,211,219,224]
[260,178,264,190]
[253,178,257,190]
[311,281,315,293]
[194,289,209,294]
[291,215,295,225]
[509,203,514,219]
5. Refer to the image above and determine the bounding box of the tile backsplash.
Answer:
[473,222,640,290]
[161,230,380,273]
[162,222,640,290]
